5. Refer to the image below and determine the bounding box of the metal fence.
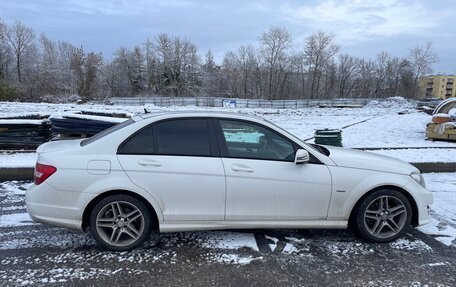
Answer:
[107,96,415,108]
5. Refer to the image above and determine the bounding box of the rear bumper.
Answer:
[25,183,95,230]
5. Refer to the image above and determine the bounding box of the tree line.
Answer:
[0,20,439,102]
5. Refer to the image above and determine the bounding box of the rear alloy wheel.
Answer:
[89,195,152,251]
[353,189,412,243]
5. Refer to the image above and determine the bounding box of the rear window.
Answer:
[80,119,134,147]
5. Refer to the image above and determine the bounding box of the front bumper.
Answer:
[405,179,433,226]
[25,182,95,230]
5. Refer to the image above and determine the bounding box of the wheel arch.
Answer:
[348,185,419,228]
[82,189,160,230]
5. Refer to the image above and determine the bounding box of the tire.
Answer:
[352,189,412,243]
[89,194,152,251]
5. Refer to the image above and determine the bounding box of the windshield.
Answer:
[80,119,134,147]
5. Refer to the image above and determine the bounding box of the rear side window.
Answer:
[118,125,154,154]
[154,119,211,156]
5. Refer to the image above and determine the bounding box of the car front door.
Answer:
[117,118,226,221]
[216,119,332,221]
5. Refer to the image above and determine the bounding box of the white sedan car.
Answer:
[26,111,432,251]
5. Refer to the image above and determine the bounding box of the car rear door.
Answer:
[215,119,332,221]
[117,118,226,221]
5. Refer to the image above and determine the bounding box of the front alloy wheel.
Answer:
[90,195,151,251]
[353,190,412,242]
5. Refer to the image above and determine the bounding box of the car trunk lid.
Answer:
[36,139,84,154]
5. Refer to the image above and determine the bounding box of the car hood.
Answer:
[324,146,418,175]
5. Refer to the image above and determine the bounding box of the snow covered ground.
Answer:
[0,152,36,168]
[1,99,455,166]
[368,148,456,163]
[419,173,456,246]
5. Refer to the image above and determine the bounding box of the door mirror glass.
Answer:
[295,149,310,164]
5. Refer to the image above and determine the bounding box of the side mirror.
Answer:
[295,149,310,164]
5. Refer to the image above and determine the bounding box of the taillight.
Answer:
[34,163,57,185]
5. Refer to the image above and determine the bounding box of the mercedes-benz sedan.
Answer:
[26,111,432,251]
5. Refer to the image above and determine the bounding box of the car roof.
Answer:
[135,110,264,122]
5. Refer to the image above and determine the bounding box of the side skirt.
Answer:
[159,220,348,233]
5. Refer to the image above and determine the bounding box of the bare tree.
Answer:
[222,51,242,98]
[356,58,376,98]
[385,56,403,97]
[70,46,103,100]
[305,31,340,98]
[57,41,78,95]
[202,50,219,97]
[84,52,103,99]
[337,54,358,98]
[37,33,59,95]
[152,34,201,96]
[143,38,157,95]
[374,51,390,97]
[259,26,292,99]
[0,19,11,81]
[0,18,445,102]
[115,46,143,96]
[408,42,439,97]
[238,45,257,98]
[4,21,35,83]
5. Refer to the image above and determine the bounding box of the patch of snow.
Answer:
[50,112,128,123]
[368,149,456,163]
[215,253,262,265]
[282,242,298,254]
[201,231,259,251]
[0,230,95,250]
[389,238,432,252]
[0,267,123,286]
[364,97,415,110]
[285,236,307,244]
[418,218,456,246]
[265,235,278,251]
[342,112,454,148]
[0,153,36,168]
[423,173,456,225]
[427,262,448,267]
[419,173,456,247]
[0,119,47,125]
[0,181,32,195]
[325,242,375,256]
[0,212,34,228]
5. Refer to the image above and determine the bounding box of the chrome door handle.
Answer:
[231,165,254,173]
[138,160,162,167]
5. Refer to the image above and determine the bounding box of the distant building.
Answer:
[419,75,456,99]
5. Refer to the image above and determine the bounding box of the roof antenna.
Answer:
[144,108,149,114]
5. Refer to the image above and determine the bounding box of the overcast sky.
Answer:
[1,0,455,73]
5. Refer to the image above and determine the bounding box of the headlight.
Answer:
[410,171,426,188]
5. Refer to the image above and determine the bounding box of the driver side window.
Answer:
[219,120,295,161]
